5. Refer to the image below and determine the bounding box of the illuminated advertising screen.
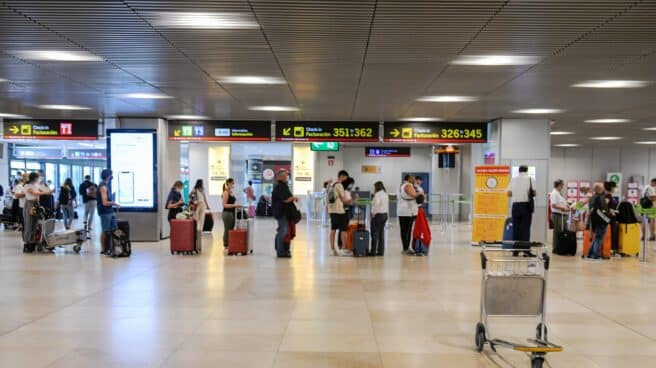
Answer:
[107,129,157,212]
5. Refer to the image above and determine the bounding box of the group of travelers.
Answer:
[324,170,426,257]
[8,169,115,253]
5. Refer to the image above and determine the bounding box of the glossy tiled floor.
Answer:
[1,215,656,367]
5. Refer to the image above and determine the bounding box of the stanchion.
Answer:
[641,214,649,262]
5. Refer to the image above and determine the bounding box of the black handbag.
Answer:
[640,192,653,209]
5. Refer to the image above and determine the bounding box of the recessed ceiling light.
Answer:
[399,117,442,122]
[12,50,103,62]
[550,131,574,135]
[643,127,656,131]
[584,118,631,124]
[553,144,580,147]
[0,78,7,82]
[636,141,656,145]
[572,80,650,88]
[0,113,30,118]
[450,55,540,66]
[120,92,173,99]
[167,115,208,120]
[512,108,563,114]
[218,76,287,85]
[38,104,91,110]
[151,12,259,29]
[589,136,622,141]
[249,106,300,112]
[417,95,478,103]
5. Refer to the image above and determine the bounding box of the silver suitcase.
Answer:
[45,229,85,250]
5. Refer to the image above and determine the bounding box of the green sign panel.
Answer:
[310,142,340,151]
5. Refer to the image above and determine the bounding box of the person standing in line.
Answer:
[58,178,76,230]
[272,169,297,258]
[98,169,120,254]
[550,179,570,248]
[370,181,389,256]
[414,176,426,207]
[507,165,536,242]
[221,178,242,253]
[587,183,612,259]
[23,172,54,252]
[398,175,419,255]
[190,179,211,246]
[244,180,256,217]
[79,175,97,233]
[166,181,185,222]
[328,170,352,256]
[642,178,656,240]
[13,173,29,233]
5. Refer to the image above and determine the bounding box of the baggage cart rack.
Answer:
[475,241,562,368]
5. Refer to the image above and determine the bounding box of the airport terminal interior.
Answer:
[1,1,656,367]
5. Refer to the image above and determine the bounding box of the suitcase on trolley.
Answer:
[170,219,197,254]
[618,223,640,256]
[228,229,248,255]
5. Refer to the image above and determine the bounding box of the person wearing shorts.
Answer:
[98,169,119,254]
[328,170,351,256]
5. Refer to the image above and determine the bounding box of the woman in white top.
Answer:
[23,172,54,251]
[550,179,570,248]
[370,181,389,256]
[190,179,211,251]
[398,175,419,254]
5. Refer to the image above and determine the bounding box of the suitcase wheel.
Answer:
[171,250,174,255]
[73,245,81,253]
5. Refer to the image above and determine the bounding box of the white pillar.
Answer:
[497,118,551,243]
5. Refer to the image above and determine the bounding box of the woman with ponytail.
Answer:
[221,178,242,252]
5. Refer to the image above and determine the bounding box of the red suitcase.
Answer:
[170,219,198,255]
[228,229,248,255]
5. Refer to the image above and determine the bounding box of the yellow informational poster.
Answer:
[472,165,510,243]
[208,145,230,195]
[292,144,315,195]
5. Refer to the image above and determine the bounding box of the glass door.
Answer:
[72,165,83,189]
[45,163,57,190]
[59,164,70,187]
[93,167,101,183]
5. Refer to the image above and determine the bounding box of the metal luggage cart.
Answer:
[34,207,85,253]
[475,241,562,368]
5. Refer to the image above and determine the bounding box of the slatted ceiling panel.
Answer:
[367,1,507,61]
[466,1,631,53]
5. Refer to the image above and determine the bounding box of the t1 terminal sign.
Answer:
[3,119,98,140]
[276,121,379,142]
[384,122,487,143]
[168,120,271,141]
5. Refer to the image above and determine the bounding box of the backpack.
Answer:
[110,227,131,258]
[640,188,653,209]
[616,201,639,223]
[327,185,336,204]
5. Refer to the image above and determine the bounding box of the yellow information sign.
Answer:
[472,166,510,243]
[208,145,230,195]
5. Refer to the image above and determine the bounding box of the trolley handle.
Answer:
[479,241,545,248]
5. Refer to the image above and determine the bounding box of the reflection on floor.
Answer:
[1,214,656,367]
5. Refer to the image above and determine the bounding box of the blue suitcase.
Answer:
[353,229,370,257]
[502,217,513,241]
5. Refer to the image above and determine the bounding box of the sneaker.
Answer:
[332,249,342,256]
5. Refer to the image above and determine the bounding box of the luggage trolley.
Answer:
[475,241,562,368]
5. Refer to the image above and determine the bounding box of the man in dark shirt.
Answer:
[79,175,98,232]
[271,169,297,258]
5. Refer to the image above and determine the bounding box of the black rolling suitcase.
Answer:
[352,208,369,257]
[110,210,131,257]
[553,217,576,256]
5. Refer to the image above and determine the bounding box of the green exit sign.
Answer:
[310,142,340,151]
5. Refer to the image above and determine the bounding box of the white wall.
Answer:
[550,146,656,194]
[315,146,432,194]
[499,119,551,243]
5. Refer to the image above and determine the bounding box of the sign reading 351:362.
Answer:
[275,121,379,142]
